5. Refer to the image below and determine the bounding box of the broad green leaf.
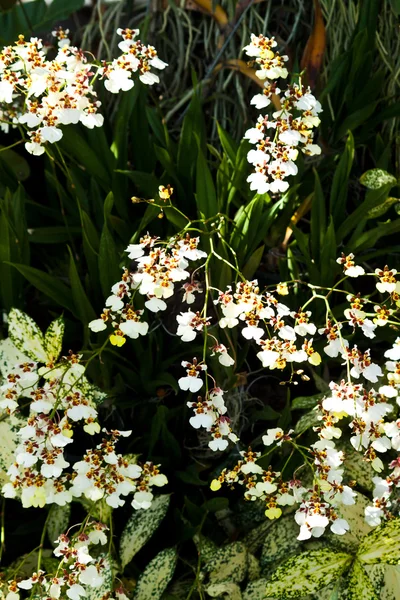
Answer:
[260,514,303,570]
[347,560,379,600]
[216,122,238,165]
[134,547,177,600]
[357,517,400,564]
[47,504,71,547]
[203,542,248,584]
[7,263,76,316]
[59,127,110,188]
[196,147,218,218]
[0,146,30,181]
[0,338,30,376]
[0,412,26,485]
[242,245,264,280]
[337,183,393,242]
[294,407,319,434]
[8,308,47,362]
[44,316,64,363]
[264,549,352,598]
[207,582,242,600]
[99,193,121,297]
[68,248,96,326]
[87,553,113,600]
[360,169,397,190]
[119,495,170,569]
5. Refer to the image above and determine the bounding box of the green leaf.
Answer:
[341,442,374,491]
[7,308,47,362]
[217,122,238,165]
[0,146,30,181]
[196,147,218,218]
[330,132,354,224]
[366,197,400,219]
[47,504,71,548]
[119,495,170,569]
[7,263,76,316]
[242,245,264,280]
[337,183,393,242]
[68,247,96,325]
[311,170,326,259]
[59,127,110,188]
[360,169,397,190]
[134,547,177,600]
[358,517,400,565]
[44,316,65,363]
[98,193,121,297]
[243,579,269,600]
[203,542,248,584]
[347,560,379,600]
[264,549,352,598]
[327,493,374,553]
[380,564,400,599]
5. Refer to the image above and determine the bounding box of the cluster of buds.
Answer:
[0,28,166,156]
[243,34,321,195]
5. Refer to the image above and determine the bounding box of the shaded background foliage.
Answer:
[0,0,400,596]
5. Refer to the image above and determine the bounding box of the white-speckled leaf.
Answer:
[294,407,320,434]
[359,169,397,190]
[203,542,248,584]
[260,514,303,569]
[80,379,108,407]
[194,534,219,563]
[44,316,64,363]
[341,442,374,491]
[380,564,400,599]
[87,554,113,600]
[8,309,47,362]
[47,504,71,547]
[0,338,31,377]
[264,549,352,599]
[243,578,270,600]
[347,560,379,600]
[134,547,177,600]
[207,582,243,600]
[327,493,374,552]
[358,518,400,565]
[247,554,261,581]
[0,412,27,485]
[119,494,170,569]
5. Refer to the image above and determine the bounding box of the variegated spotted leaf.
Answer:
[247,554,261,581]
[243,578,270,600]
[78,497,113,523]
[357,517,400,565]
[294,407,320,434]
[120,494,170,569]
[134,547,177,600]
[207,582,243,600]
[0,338,31,377]
[327,493,373,553]
[243,519,275,554]
[8,309,47,362]
[0,412,27,485]
[203,542,248,584]
[380,564,400,599]
[364,563,385,596]
[87,554,113,600]
[264,549,352,598]
[260,514,303,569]
[47,504,71,547]
[359,169,397,190]
[43,316,65,363]
[347,560,379,600]
[341,442,374,491]
[194,533,219,563]
[80,378,108,407]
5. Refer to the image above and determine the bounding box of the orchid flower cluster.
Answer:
[3,520,130,600]
[0,28,166,155]
[0,317,167,511]
[243,34,322,194]
[89,223,400,539]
